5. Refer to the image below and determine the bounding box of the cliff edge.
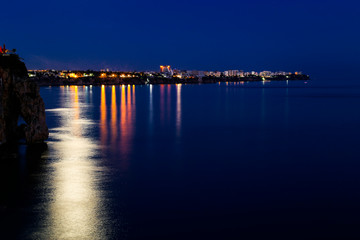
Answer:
[0,54,48,144]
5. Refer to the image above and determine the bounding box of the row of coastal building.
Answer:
[159,65,302,78]
[29,65,304,79]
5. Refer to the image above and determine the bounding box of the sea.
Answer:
[1,80,360,239]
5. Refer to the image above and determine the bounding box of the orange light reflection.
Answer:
[111,86,117,142]
[100,85,107,145]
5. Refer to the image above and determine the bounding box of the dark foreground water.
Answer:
[2,81,360,239]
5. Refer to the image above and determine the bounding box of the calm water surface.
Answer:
[2,81,360,239]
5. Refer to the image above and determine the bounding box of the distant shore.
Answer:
[31,74,310,86]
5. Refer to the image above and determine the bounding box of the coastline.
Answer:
[32,74,310,86]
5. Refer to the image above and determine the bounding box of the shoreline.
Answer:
[32,75,310,86]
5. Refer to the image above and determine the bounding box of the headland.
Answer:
[0,53,48,146]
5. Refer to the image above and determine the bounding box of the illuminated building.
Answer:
[224,70,239,77]
[160,65,171,73]
[259,71,272,77]
[160,65,173,77]
[214,71,222,77]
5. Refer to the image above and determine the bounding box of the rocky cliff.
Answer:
[0,54,48,144]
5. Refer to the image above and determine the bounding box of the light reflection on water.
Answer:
[100,85,107,146]
[38,86,109,239]
[34,85,144,238]
[160,84,165,124]
[176,84,182,137]
[119,85,135,167]
[111,86,117,143]
[8,81,360,239]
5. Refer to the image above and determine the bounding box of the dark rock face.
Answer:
[0,55,48,144]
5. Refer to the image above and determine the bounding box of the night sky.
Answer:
[2,0,359,80]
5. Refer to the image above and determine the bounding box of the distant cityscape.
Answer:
[29,65,304,79]
[0,45,307,82]
[28,65,309,86]
[0,44,309,86]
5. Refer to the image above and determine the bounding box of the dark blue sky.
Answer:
[2,0,359,80]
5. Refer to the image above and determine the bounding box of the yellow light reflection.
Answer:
[132,85,135,105]
[69,86,81,136]
[48,140,101,239]
[41,86,107,239]
[73,86,79,119]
